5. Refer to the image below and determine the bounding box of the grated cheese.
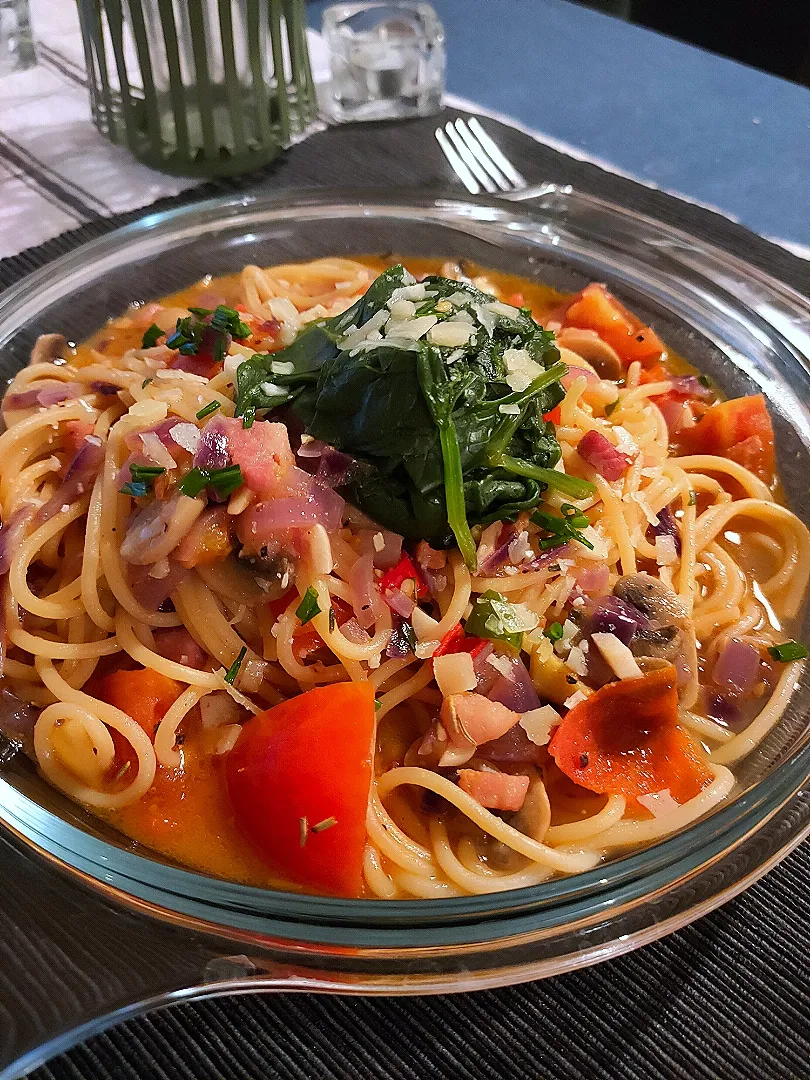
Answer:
[655,534,678,566]
[519,705,562,747]
[563,690,587,710]
[591,632,643,680]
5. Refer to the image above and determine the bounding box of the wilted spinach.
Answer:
[235,265,594,568]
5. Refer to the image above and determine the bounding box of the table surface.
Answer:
[308,0,810,252]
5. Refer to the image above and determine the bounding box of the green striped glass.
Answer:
[75,0,317,178]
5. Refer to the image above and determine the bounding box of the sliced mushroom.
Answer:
[30,334,68,366]
[613,572,699,708]
[556,327,624,381]
[482,768,552,871]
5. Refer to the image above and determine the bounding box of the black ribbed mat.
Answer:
[3,109,809,1080]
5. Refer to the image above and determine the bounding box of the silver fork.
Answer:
[435,116,528,196]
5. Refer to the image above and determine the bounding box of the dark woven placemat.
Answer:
[3,109,809,1080]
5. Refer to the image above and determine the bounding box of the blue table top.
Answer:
[309,0,810,252]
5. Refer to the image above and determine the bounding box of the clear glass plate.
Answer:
[1,187,809,1078]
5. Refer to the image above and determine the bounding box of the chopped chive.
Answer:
[328,606,336,633]
[196,400,222,420]
[604,398,620,417]
[295,586,320,625]
[768,641,808,663]
[120,463,165,497]
[141,324,164,349]
[179,464,243,498]
[141,377,153,389]
[120,481,148,498]
[311,816,338,834]
[299,816,308,847]
[544,621,564,643]
[224,645,247,685]
[375,699,382,712]
[241,410,255,429]
[698,374,712,388]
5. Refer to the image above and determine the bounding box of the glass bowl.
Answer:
[2,187,810,1078]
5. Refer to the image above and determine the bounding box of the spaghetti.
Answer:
[0,257,806,899]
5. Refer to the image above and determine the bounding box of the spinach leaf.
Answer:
[234,265,595,566]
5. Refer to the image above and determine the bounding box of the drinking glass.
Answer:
[322,1,444,122]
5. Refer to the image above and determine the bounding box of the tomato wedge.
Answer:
[225,682,376,897]
[547,665,712,804]
[562,283,665,368]
[680,394,776,485]
[96,667,183,739]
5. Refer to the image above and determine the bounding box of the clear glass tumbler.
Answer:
[0,0,35,76]
[75,0,317,178]
[323,1,445,122]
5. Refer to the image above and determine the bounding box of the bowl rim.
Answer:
[2,184,810,944]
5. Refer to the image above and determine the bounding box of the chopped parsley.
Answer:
[224,646,247,685]
[179,464,242,498]
[768,641,808,663]
[532,503,594,551]
[604,397,620,417]
[141,377,153,389]
[195,400,222,420]
[295,586,320,626]
[141,324,164,349]
[544,621,564,643]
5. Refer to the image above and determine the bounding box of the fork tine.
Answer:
[467,118,527,188]
[452,118,512,192]
[443,122,498,194]
[435,128,481,194]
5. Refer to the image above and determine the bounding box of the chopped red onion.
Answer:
[0,506,33,576]
[315,447,355,489]
[153,627,207,669]
[477,722,543,765]
[575,563,610,595]
[349,553,387,629]
[671,375,713,400]
[647,504,682,556]
[129,560,189,611]
[702,689,744,732]
[520,543,570,574]
[385,616,415,659]
[479,523,515,574]
[193,419,231,471]
[36,435,104,525]
[296,438,328,459]
[486,655,541,712]
[89,382,121,396]
[585,595,648,646]
[371,530,403,570]
[577,429,633,481]
[384,587,415,619]
[341,617,372,645]
[3,381,82,410]
[712,638,760,697]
